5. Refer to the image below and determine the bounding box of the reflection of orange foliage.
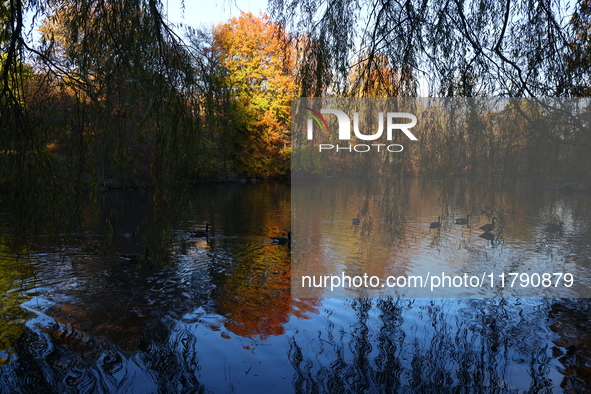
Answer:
[215,244,319,339]
[44,300,148,352]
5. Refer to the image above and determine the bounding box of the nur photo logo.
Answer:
[304,107,418,153]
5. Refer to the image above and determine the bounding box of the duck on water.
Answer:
[271,232,291,245]
[479,217,497,232]
[430,217,441,229]
[190,222,211,238]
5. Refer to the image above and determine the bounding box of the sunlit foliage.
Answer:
[213,12,296,178]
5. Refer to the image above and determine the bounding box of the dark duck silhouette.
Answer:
[479,217,497,232]
[123,231,136,240]
[455,215,471,225]
[271,232,291,245]
[479,232,495,242]
[190,222,210,238]
[430,217,441,229]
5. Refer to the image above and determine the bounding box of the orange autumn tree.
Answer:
[347,53,413,97]
[213,12,296,178]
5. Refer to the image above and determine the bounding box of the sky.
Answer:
[23,0,271,49]
[164,0,271,29]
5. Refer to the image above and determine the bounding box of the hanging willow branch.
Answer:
[269,0,586,97]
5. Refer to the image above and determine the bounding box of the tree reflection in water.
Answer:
[1,181,590,391]
[288,298,591,392]
[2,295,591,391]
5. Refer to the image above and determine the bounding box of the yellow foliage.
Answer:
[213,12,297,177]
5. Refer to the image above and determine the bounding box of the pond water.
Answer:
[292,178,591,298]
[0,180,590,392]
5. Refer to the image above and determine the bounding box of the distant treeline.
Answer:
[292,98,591,181]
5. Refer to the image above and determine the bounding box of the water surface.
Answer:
[0,180,590,392]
